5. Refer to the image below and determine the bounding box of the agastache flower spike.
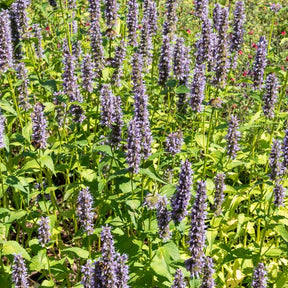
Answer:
[162,0,177,35]
[103,0,118,31]
[252,263,267,288]
[81,260,95,288]
[0,10,14,71]
[100,84,116,128]
[100,226,118,287]
[282,130,288,172]
[165,131,184,155]
[140,13,153,68]
[126,118,142,174]
[194,0,208,20]
[213,7,229,87]
[12,254,29,288]
[147,0,158,36]
[38,216,51,247]
[212,173,225,216]
[94,260,104,288]
[185,180,207,278]
[262,73,278,118]
[81,53,95,93]
[172,269,186,288]
[200,257,215,288]
[0,115,5,149]
[31,103,48,149]
[76,187,95,235]
[269,139,282,181]
[126,0,139,46]
[225,115,241,159]
[190,64,206,112]
[111,40,126,86]
[156,195,171,241]
[16,62,30,110]
[116,253,129,288]
[173,37,188,81]
[230,1,245,54]
[131,52,144,94]
[273,180,285,207]
[171,159,193,223]
[158,35,171,86]
[213,3,222,31]
[33,24,44,59]
[252,36,268,89]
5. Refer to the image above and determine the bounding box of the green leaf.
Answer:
[2,241,31,260]
[175,85,190,94]
[93,145,113,156]
[195,133,207,148]
[39,280,55,288]
[139,167,167,184]
[0,100,17,116]
[275,225,288,242]
[22,121,32,143]
[30,249,48,271]
[62,247,89,259]
[40,155,56,175]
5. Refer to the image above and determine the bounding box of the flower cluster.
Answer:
[111,40,126,86]
[225,115,241,159]
[269,139,282,181]
[76,187,95,235]
[156,195,171,241]
[172,269,186,288]
[165,131,184,155]
[185,180,207,277]
[212,173,225,216]
[38,216,51,247]
[200,257,215,288]
[33,24,44,59]
[81,53,95,93]
[252,263,267,288]
[12,254,29,288]
[0,114,5,149]
[171,159,193,223]
[273,180,285,207]
[127,0,138,46]
[262,73,278,118]
[158,35,171,86]
[16,63,30,110]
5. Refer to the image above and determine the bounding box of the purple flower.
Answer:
[165,131,183,155]
[273,180,285,207]
[68,0,76,9]
[33,24,43,59]
[81,260,95,288]
[252,36,268,89]
[140,13,153,68]
[172,268,186,288]
[12,254,29,288]
[116,253,129,288]
[89,0,101,22]
[16,62,30,110]
[38,216,51,247]
[213,7,229,87]
[225,115,241,159]
[0,115,5,149]
[0,10,13,71]
[131,52,144,94]
[127,0,139,46]
[190,64,206,112]
[262,73,278,118]
[94,260,104,288]
[76,187,95,235]
[200,257,215,288]
[282,130,288,172]
[230,1,245,54]
[185,181,207,278]
[146,0,158,36]
[100,84,117,128]
[111,40,126,86]
[252,263,267,288]
[31,103,48,149]
[194,0,208,20]
[156,195,171,241]
[100,226,118,287]
[144,193,161,209]
[48,0,57,7]
[81,53,95,93]
[158,35,171,86]
[212,173,225,216]
[171,159,193,223]
[126,118,142,174]
[104,0,118,31]
[213,3,222,31]
[162,0,177,35]
[173,37,190,81]
[269,139,282,181]
[270,3,282,12]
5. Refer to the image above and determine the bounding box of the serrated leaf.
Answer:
[139,167,167,184]
[2,241,31,260]
[195,133,207,148]
[175,85,190,94]
[275,225,288,242]
[40,155,55,175]
[62,247,89,259]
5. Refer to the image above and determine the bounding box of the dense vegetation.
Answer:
[0,0,288,287]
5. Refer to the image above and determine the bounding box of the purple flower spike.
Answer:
[185,180,207,278]
[116,253,129,288]
[76,187,95,235]
[127,0,139,46]
[156,195,171,241]
[104,0,118,31]
[172,268,186,288]
[126,118,142,174]
[111,40,126,86]
[140,13,153,68]
[16,63,30,111]
[38,216,51,247]
[12,254,29,288]
[213,3,222,31]
[282,130,288,172]
[212,173,225,216]
[81,53,95,93]
[33,24,44,59]
[31,103,48,149]
[81,260,95,288]
[273,180,285,207]
[165,131,183,155]
[252,263,267,288]
[0,115,5,149]
[171,159,193,223]
[194,0,208,20]
[262,73,278,118]
[200,257,215,288]
[158,35,171,86]
[190,64,206,112]
[269,139,282,181]
[225,115,241,159]
[252,36,268,89]
[0,10,14,71]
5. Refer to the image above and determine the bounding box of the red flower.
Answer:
[252,43,257,49]
[230,78,234,82]
[46,26,50,31]
[186,29,191,34]
[281,31,286,35]
[248,54,253,59]
[286,57,288,61]
[239,50,243,55]
[281,66,285,71]
[243,71,247,76]
[248,30,253,35]
[86,22,90,26]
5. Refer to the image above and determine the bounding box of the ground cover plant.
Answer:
[0,0,288,287]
